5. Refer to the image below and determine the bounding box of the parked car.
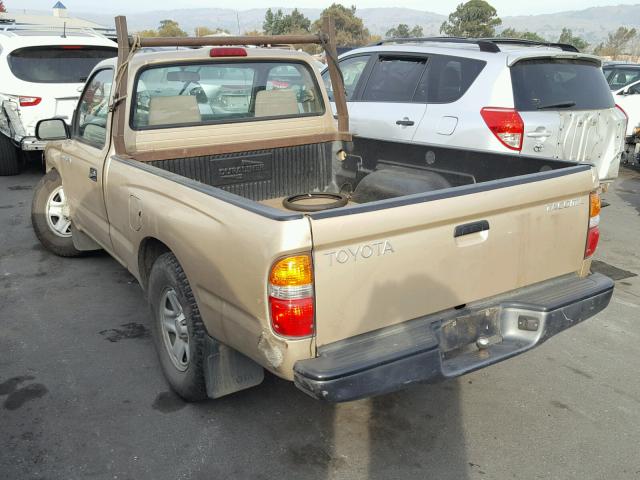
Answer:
[612,78,640,165]
[31,20,613,403]
[322,38,627,188]
[0,26,117,175]
[603,62,640,90]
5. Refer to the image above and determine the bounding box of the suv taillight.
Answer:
[480,107,524,151]
[19,96,42,107]
[585,192,601,258]
[268,254,314,337]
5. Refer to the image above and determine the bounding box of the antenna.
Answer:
[62,21,66,38]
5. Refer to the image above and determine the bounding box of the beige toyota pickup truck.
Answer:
[30,17,613,403]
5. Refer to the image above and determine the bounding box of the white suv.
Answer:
[322,38,627,186]
[0,27,116,175]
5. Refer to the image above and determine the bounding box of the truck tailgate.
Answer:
[309,167,594,347]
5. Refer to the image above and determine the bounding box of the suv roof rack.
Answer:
[482,38,580,53]
[369,37,501,52]
[369,36,580,53]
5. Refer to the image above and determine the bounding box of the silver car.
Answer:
[322,38,627,185]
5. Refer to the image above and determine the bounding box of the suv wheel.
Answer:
[148,252,208,401]
[0,134,20,176]
[31,169,82,257]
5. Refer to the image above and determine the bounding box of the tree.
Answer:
[194,26,229,36]
[595,26,637,59]
[499,28,546,42]
[313,4,370,47]
[0,2,6,13]
[557,28,588,51]
[440,0,502,38]
[385,24,424,38]
[157,19,187,37]
[263,8,311,35]
[137,29,158,38]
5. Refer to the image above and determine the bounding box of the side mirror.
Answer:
[36,118,69,141]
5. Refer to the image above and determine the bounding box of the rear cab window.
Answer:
[131,61,325,129]
[7,46,117,83]
[511,59,614,111]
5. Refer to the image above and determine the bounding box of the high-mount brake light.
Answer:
[62,45,83,50]
[585,192,601,258]
[480,107,524,151]
[209,47,248,57]
[268,254,314,337]
[18,96,42,107]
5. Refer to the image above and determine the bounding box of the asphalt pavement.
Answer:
[1,165,640,480]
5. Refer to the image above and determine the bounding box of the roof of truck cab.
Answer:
[126,46,318,70]
[340,43,602,67]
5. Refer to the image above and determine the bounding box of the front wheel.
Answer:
[31,170,82,257]
[148,252,208,401]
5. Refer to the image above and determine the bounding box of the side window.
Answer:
[322,55,370,101]
[74,68,113,148]
[361,56,427,102]
[414,56,485,104]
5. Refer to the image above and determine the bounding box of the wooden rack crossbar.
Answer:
[112,15,350,157]
[137,34,329,47]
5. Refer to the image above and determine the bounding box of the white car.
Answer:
[0,27,117,175]
[612,79,640,152]
[322,38,627,186]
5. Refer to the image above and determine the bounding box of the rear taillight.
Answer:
[585,192,601,258]
[268,254,314,337]
[616,104,629,131]
[480,107,524,151]
[19,96,42,107]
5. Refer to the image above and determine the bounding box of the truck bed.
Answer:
[145,137,585,216]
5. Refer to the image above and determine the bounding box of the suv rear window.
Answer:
[131,61,324,129]
[511,59,614,111]
[8,46,117,84]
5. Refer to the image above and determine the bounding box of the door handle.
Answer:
[526,129,552,138]
[396,117,415,126]
[454,220,489,238]
[89,167,97,182]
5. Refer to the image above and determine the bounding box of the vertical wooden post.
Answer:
[113,15,130,156]
[322,15,349,134]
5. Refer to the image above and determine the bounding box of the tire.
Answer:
[148,252,208,401]
[0,134,20,176]
[31,169,82,257]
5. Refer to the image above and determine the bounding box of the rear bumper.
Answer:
[20,137,46,151]
[294,273,614,402]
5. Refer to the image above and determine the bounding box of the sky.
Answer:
[10,0,640,16]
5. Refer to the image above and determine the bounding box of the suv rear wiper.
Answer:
[536,101,576,110]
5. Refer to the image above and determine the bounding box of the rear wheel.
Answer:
[148,252,208,401]
[31,169,82,257]
[0,134,20,176]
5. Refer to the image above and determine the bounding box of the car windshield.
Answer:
[603,66,640,90]
[8,46,117,84]
[511,59,614,111]
[131,60,325,129]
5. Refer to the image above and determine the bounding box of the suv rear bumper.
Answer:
[294,273,614,402]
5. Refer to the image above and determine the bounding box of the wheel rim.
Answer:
[159,288,190,372]
[45,186,72,238]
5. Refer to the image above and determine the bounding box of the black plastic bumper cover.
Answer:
[294,273,614,402]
